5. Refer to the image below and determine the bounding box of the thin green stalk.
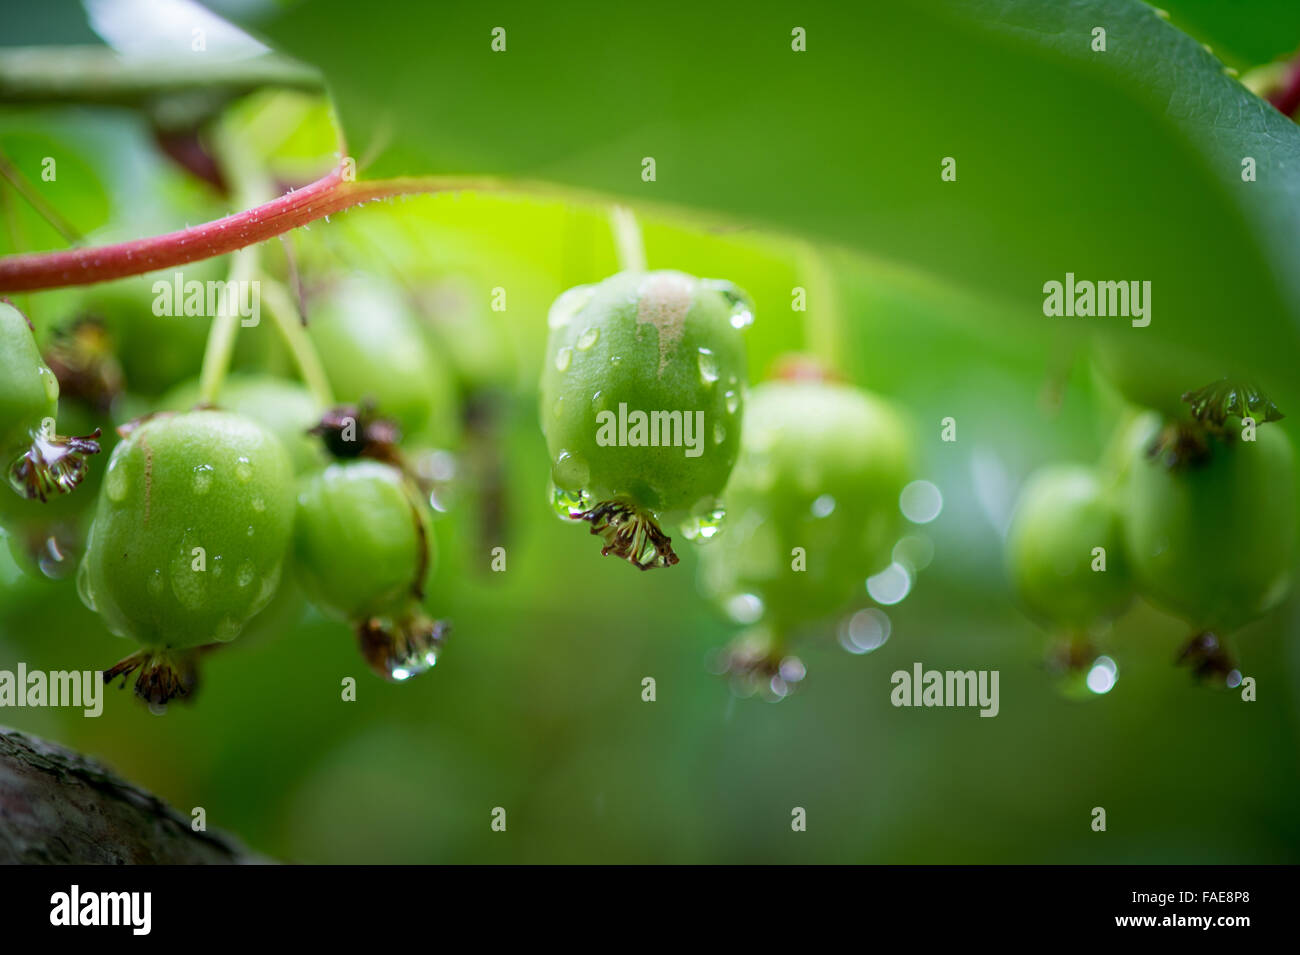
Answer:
[259,275,334,409]
[609,205,646,272]
[197,245,257,404]
[798,241,845,373]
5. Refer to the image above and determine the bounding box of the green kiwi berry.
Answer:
[540,270,751,569]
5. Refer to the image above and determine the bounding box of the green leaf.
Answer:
[215,0,1300,407]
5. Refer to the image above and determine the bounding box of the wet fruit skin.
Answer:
[161,374,327,475]
[293,460,434,622]
[540,271,749,525]
[293,460,446,681]
[0,301,61,477]
[306,276,459,447]
[699,379,912,630]
[1004,464,1133,632]
[77,410,295,650]
[1121,412,1296,633]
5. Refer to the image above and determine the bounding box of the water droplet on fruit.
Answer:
[554,346,573,372]
[576,326,600,350]
[697,348,719,384]
[191,464,213,495]
[548,284,594,328]
[839,608,891,654]
[147,568,164,597]
[713,421,726,445]
[866,562,912,605]
[724,592,764,624]
[590,390,607,413]
[75,555,96,611]
[552,450,590,490]
[724,390,740,414]
[251,496,266,513]
[702,279,755,329]
[234,456,253,483]
[38,365,59,401]
[105,459,129,502]
[549,481,591,518]
[1085,655,1118,694]
[811,494,836,518]
[213,616,241,643]
[237,560,255,588]
[170,540,207,611]
[552,396,564,419]
[899,480,943,524]
[680,502,726,541]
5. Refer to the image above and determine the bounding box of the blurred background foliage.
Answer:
[0,0,1297,862]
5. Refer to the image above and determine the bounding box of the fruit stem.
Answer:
[196,245,258,405]
[259,274,334,409]
[609,205,647,273]
[0,166,506,293]
[797,241,846,375]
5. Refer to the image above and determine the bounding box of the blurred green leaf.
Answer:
[218,0,1300,406]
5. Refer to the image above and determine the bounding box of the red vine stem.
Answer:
[0,167,503,293]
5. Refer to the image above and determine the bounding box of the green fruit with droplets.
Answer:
[1004,464,1133,633]
[161,374,326,474]
[1121,411,1295,635]
[294,460,447,681]
[0,300,102,505]
[307,275,458,447]
[540,270,751,569]
[77,410,295,705]
[699,377,912,631]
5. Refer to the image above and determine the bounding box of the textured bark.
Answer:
[0,726,264,864]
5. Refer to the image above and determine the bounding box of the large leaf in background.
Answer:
[1153,0,1300,66]
[213,0,1300,408]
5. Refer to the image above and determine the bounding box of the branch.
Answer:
[0,725,265,864]
[0,47,322,107]
[0,168,503,292]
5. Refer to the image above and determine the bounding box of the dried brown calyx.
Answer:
[309,403,403,464]
[103,647,200,708]
[9,427,102,501]
[573,498,679,570]
[1176,632,1239,685]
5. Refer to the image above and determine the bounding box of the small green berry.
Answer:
[77,410,295,706]
[540,271,750,569]
[700,375,913,636]
[293,460,447,681]
[0,301,101,502]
